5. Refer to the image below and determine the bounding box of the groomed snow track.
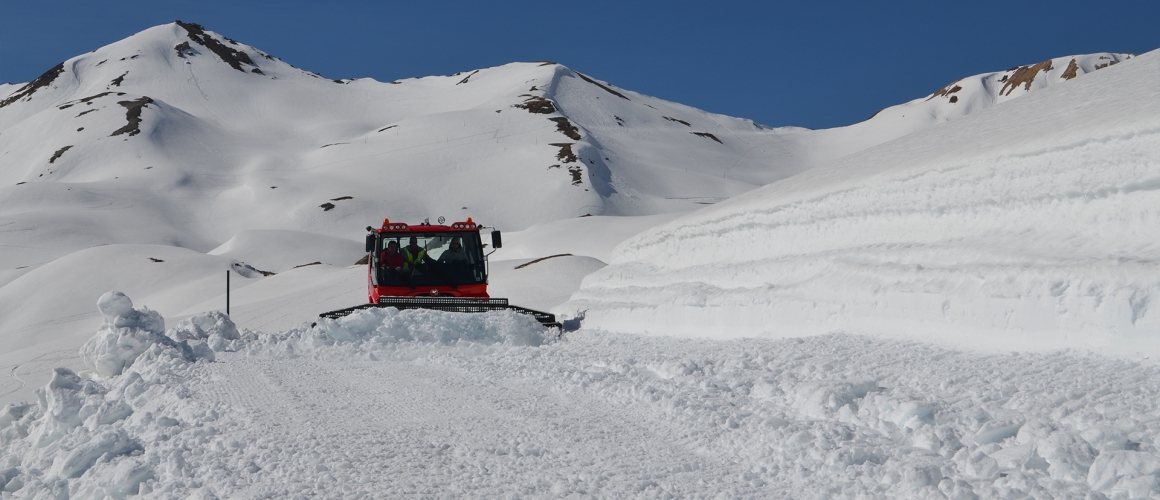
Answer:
[319,296,562,329]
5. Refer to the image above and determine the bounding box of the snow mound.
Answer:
[2,344,202,496]
[168,310,241,352]
[308,306,555,349]
[81,292,168,378]
[81,291,236,379]
[0,293,227,495]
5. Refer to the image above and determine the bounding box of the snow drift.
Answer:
[562,49,1160,354]
[2,294,1159,498]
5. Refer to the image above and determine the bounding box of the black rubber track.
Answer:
[319,296,561,329]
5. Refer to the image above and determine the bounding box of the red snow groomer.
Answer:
[319,217,560,328]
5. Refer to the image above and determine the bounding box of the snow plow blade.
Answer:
[318,296,561,329]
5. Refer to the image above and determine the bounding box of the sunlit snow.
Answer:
[1,20,1157,499]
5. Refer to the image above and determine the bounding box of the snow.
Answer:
[489,255,608,314]
[561,49,1160,354]
[83,292,169,377]
[207,230,363,273]
[491,212,684,263]
[1,24,1116,284]
[2,297,1158,498]
[1,20,1157,498]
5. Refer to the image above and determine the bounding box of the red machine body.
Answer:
[320,217,557,328]
[365,218,492,304]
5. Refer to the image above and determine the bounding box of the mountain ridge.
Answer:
[0,20,1138,304]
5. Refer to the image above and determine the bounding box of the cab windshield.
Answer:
[374,232,486,287]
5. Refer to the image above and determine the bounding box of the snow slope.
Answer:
[3,299,1159,498]
[562,49,1160,353]
[207,230,363,273]
[3,22,1129,402]
[0,21,796,259]
[0,22,1129,274]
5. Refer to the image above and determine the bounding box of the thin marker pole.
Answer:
[226,270,230,315]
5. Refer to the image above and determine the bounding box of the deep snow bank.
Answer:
[561,49,1160,353]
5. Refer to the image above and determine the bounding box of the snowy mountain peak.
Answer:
[172,21,263,74]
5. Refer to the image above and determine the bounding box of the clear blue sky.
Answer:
[2,0,1156,129]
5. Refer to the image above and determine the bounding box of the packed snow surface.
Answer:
[2,296,1159,498]
[562,49,1160,353]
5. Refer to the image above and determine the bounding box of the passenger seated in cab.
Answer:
[379,240,407,284]
[403,236,428,274]
[438,237,468,264]
[402,236,456,288]
[438,237,470,280]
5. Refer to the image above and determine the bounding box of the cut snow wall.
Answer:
[560,50,1160,354]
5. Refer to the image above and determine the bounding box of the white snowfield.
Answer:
[2,20,1159,498]
[2,295,1159,499]
[562,49,1160,354]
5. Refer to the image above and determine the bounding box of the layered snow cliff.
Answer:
[561,49,1160,354]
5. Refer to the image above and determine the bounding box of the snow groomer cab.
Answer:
[365,217,494,301]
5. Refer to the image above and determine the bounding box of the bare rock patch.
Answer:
[110,97,154,137]
[514,96,556,114]
[175,21,258,73]
[515,254,573,269]
[691,132,722,144]
[174,41,193,58]
[1000,60,1054,96]
[49,146,73,164]
[0,62,64,108]
[110,72,128,87]
[1061,59,1080,80]
[550,143,577,163]
[927,81,963,101]
[456,70,480,85]
[574,72,629,100]
[568,166,583,185]
[550,117,581,140]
